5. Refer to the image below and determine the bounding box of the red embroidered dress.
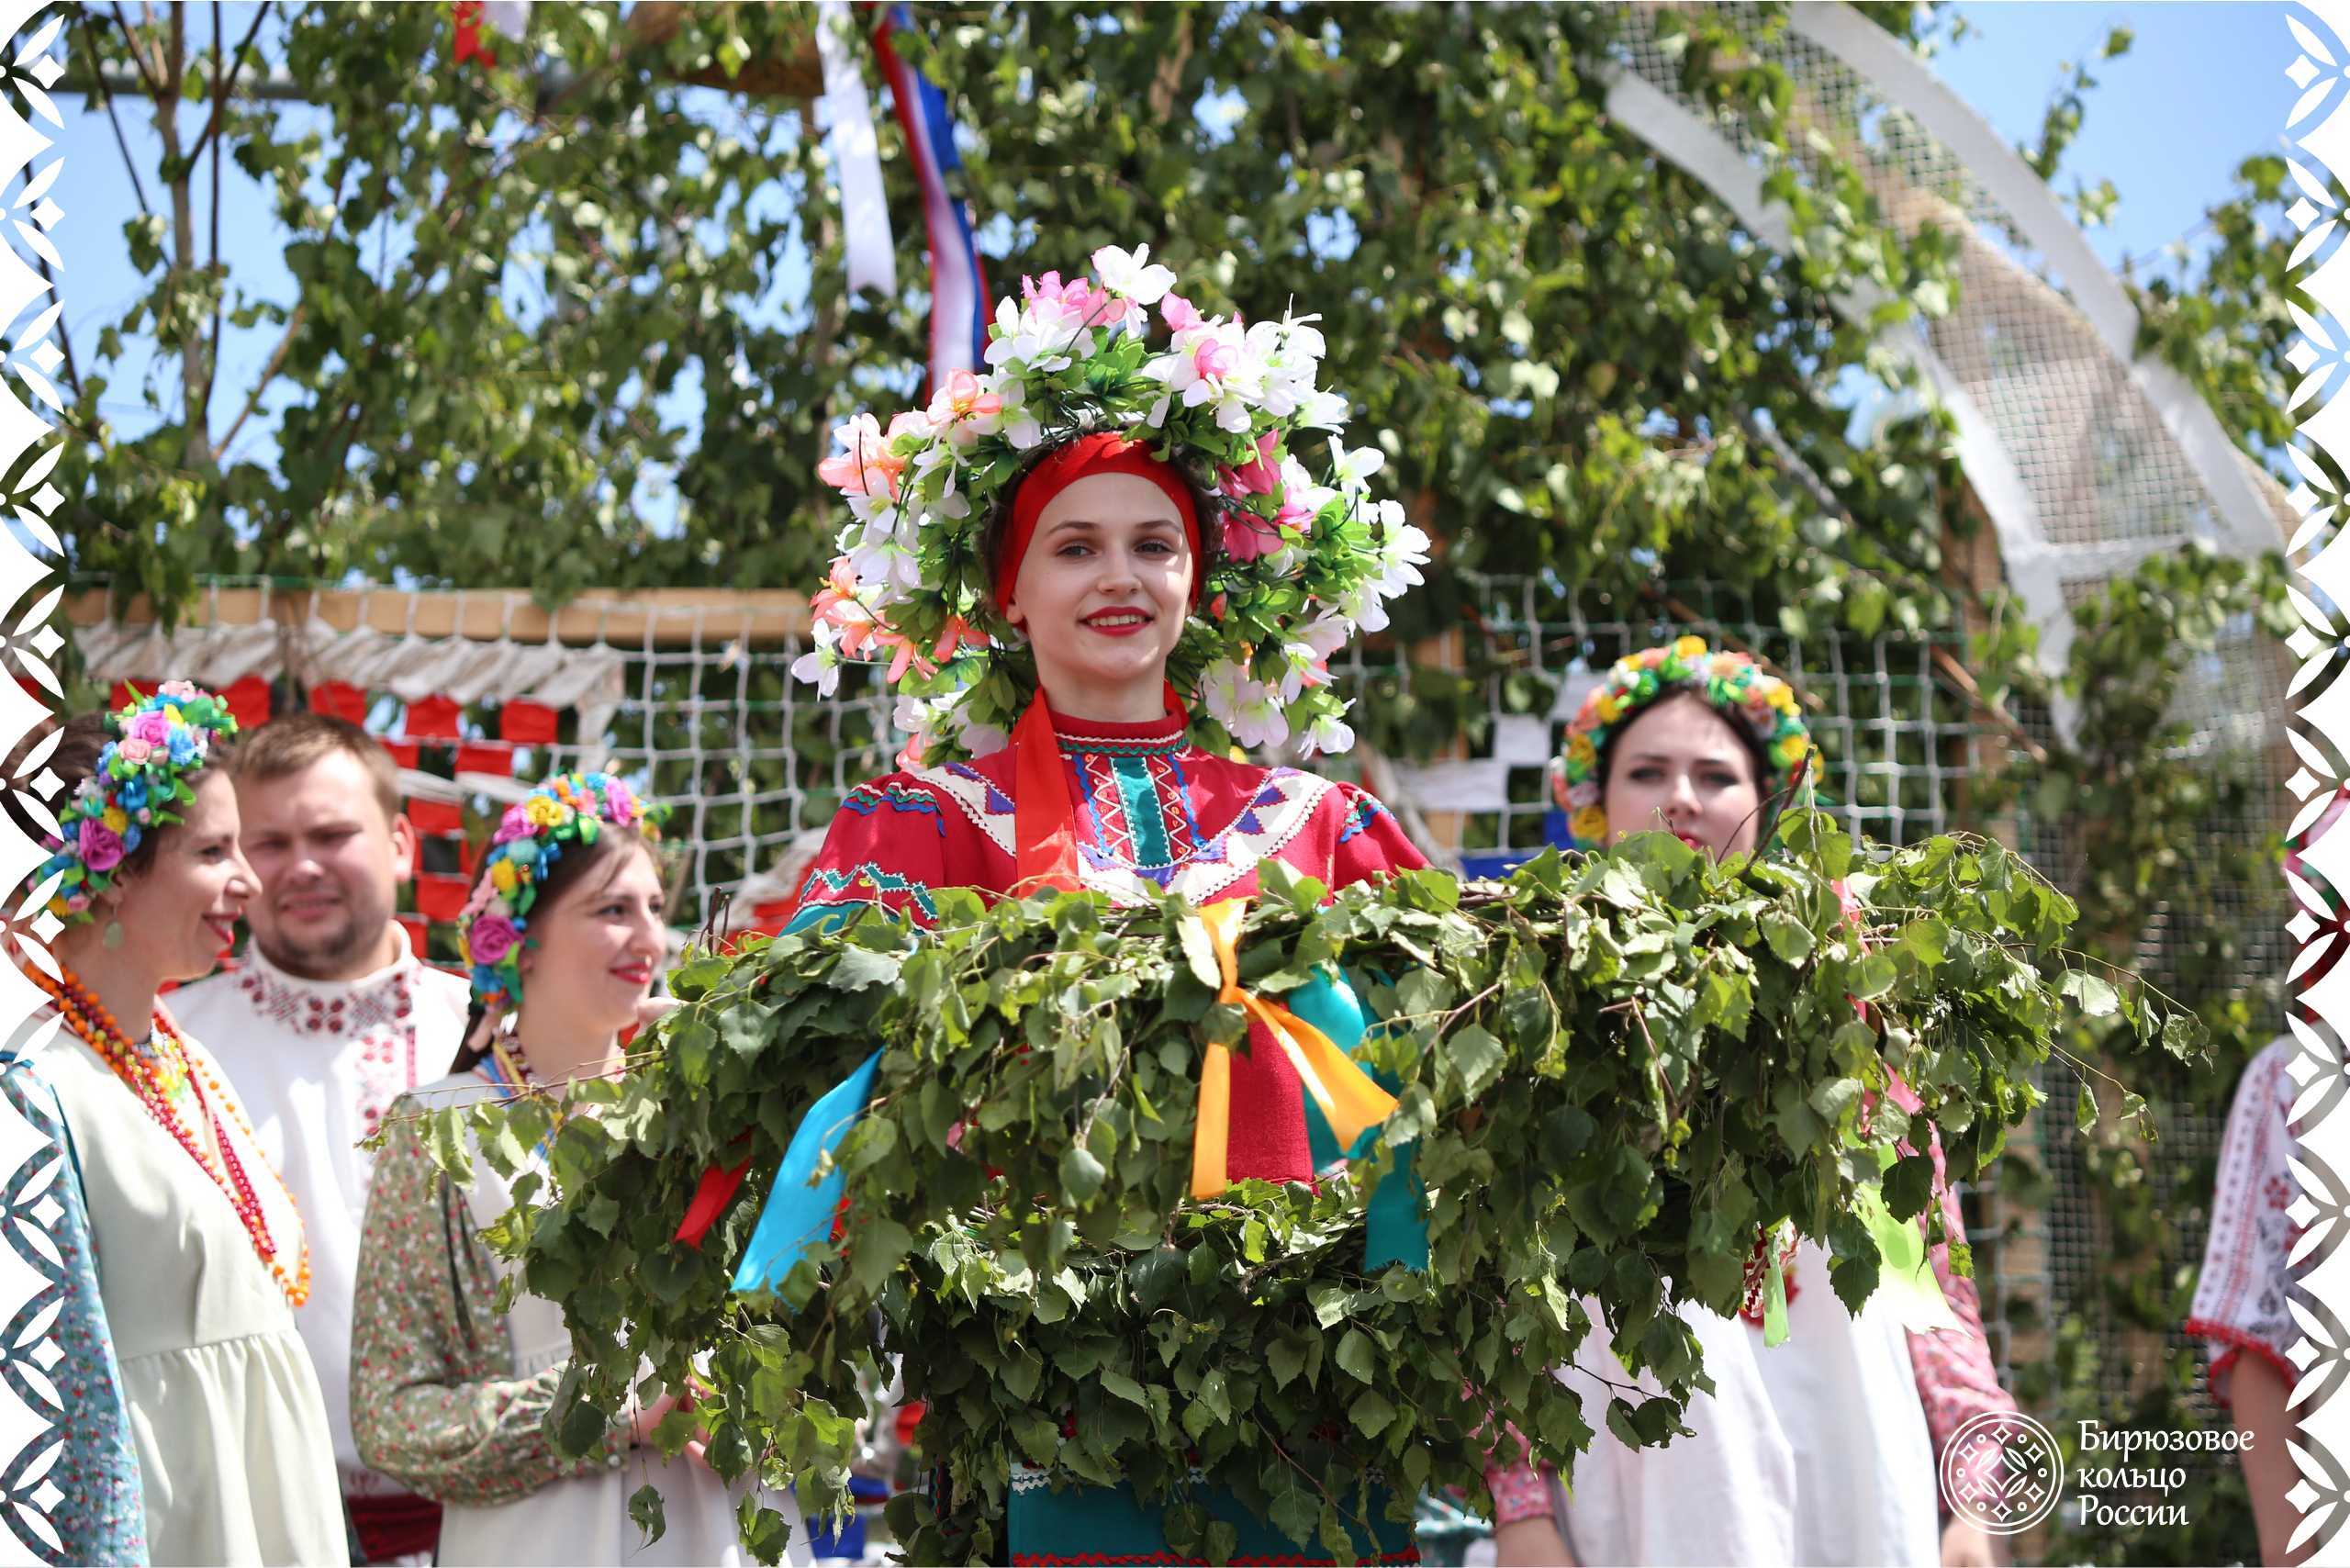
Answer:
[787,705,1453,1562]
[793,706,1427,1190]
[799,706,1421,916]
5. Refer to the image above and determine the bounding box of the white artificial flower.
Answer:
[1375,519,1434,597]
[1274,639,1335,704]
[1327,438,1388,493]
[1092,243,1178,306]
[790,644,841,698]
[1298,610,1352,661]
[1201,659,1291,750]
[1297,388,1350,431]
[1339,583,1392,634]
[1302,707,1356,757]
[958,721,1011,758]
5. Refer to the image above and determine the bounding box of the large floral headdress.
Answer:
[793,243,1431,765]
[458,772,668,1017]
[1548,638,1821,850]
[33,681,237,922]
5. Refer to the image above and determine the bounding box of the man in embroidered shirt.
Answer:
[171,712,470,1565]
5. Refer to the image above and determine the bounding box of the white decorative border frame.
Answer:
[2286,6,2350,1565]
[0,6,2315,1563]
[0,4,70,1563]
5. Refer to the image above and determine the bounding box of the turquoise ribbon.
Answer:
[1291,968,1429,1272]
[732,1047,885,1295]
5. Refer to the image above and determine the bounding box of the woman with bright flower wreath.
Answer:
[748,248,1568,1563]
[349,773,812,1566]
[6,685,344,1563]
[1541,640,2017,1568]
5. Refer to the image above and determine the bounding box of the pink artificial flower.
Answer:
[604,783,639,827]
[811,558,881,659]
[870,627,933,685]
[493,803,536,844]
[1161,293,1204,333]
[931,616,990,666]
[1023,270,1102,321]
[1219,431,1281,500]
[157,680,199,700]
[116,737,153,766]
[469,912,520,966]
[930,369,1002,423]
[1192,339,1236,381]
[78,819,125,873]
[63,892,89,913]
[1222,510,1285,564]
[814,419,907,500]
[127,711,172,745]
[1272,499,1312,533]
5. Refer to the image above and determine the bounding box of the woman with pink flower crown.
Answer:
[347,773,812,1565]
[739,246,1572,1564]
[6,684,345,1563]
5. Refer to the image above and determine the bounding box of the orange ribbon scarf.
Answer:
[1187,897,1398,1200]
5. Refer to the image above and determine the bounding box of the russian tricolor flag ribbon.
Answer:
[872,5,990,389]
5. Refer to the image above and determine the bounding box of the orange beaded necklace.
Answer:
[36,963,312,1308]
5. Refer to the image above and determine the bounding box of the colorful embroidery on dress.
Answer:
[796,862,942,923]
[843,781,948,835]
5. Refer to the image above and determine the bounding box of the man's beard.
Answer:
[256,902,384,980]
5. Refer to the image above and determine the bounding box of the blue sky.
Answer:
[42,2,2302,525]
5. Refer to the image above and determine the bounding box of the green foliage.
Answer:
[2131,150,2308,465]
[2016,22,2133,227]
[418,828,2195,1563]
[62,1,1969,669]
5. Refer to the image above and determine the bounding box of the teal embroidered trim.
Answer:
[1111,754,1173,868]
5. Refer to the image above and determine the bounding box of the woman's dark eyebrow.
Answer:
[1623,750,1744,767]
[1044,515,1181,538]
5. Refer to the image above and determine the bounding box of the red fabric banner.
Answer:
[309,681,369,725]
[499,700,559,745]
[404,694,464,742]
[453,742,515,777]
[414,872,472,924]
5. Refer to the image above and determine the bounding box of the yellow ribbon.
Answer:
[1187,898,1399,1200]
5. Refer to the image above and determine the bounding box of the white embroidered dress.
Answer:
[1551,1240,1942,1567]
[25,1011,346,1564]
[2188,1036,2311,1404]
[171,927,472,1495]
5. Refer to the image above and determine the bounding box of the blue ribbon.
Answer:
[1291,968,1429,1272]
[731,1047,885,1295]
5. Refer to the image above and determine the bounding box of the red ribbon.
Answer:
[676,1153,751,1248]
[452,0,495,66]
[1011,697,1085,897]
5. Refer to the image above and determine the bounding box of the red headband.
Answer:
[995,431,1203,612]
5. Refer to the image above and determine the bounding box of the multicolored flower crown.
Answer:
[458,772,667,1016]
[795,243,1430,766]
[34,682,237,922]
[1547,638,1820,850]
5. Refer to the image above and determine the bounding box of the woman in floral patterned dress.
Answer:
[349,773,810,1566]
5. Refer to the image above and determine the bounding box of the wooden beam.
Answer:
[67,586,813,648]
